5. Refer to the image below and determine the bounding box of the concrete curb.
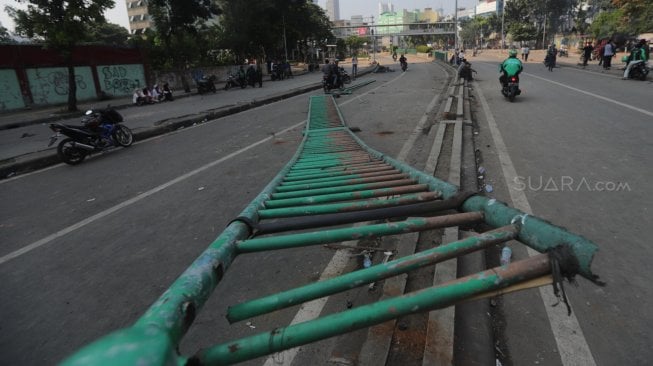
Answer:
[0,67,377,179]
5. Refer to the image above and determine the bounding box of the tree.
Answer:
[216,0,332,63]
[7,0,115,111]
[612,0,653,34]
[589,7,625,38]
[345,35,366,56]
[0,23,13,43]
[88,23,130,46]
[148,0,220,91]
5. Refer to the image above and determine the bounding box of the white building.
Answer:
[378,2,395,15]
[326,0,340,21]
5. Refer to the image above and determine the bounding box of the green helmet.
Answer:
[508,49,518,57]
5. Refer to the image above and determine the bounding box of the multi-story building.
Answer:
[326,0,340,22]
[126,0,152,35]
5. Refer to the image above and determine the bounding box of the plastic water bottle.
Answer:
[363,254,372,268]
[500,246,512,266]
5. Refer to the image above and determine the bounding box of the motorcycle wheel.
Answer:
[343,75,352,84]
[113,125,134,147]
[224,82,231,90]
[508,87,516,102]
[57,138,87,165]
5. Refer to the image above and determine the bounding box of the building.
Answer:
[124,0,220,35]
[378,2,395,14]
[377,9,421,35]
[475,0,503,17]
[326,0,340,21]
[126,0,152,35]
[420,8,442,23]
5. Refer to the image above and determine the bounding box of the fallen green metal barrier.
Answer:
[63,94,602,366]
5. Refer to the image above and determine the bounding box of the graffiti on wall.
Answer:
[26,67,95,105]
[99,64,145,97]
[0,69,26,111]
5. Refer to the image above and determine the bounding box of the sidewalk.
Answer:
[0,65,377,179]
[468,48,633,77]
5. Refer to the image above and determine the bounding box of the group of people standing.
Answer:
[581,38,649,78]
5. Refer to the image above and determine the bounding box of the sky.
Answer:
[1,0,477,33]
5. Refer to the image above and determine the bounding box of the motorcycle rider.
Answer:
[329,60,342,89]
[399,54,407,71]
[623,39,648,79]
[499,49,523,91]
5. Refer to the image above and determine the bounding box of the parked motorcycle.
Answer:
[48,108,133,165]
[197,75,217,94]
[501,75,521,102]
[338,67,352,84]
[224,73,246,90]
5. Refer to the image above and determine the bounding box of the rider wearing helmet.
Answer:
[499,48,523,88]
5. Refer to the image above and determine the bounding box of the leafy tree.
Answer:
[589,7,626,38]
[148,0,220,91]
[88,22,130,46]
[612,0,653,34]
[0,23,12,43]
[7,0,115,111]
[508,22,538,42]
[345,35,366,56]
[216,0,332,63]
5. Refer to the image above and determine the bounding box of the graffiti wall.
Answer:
[98,64,145,97]
[26,67,96,105]
[0,69,25,111]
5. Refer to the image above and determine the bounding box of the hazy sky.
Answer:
[1,0,477,33]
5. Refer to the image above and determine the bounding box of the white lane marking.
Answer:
[525,72,653,117]
[396,62,448,162]
[262,247,351,366]
[474,81,597,366]
[0,122,304,265]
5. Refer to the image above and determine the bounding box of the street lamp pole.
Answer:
[501,0,505,52]
[371,15,376,63]
[283,15,288,61]
[454,0,458,51]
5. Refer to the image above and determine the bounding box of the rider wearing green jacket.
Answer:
[623,39,648,79]
[499,49,523,87]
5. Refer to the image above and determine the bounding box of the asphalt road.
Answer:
[1,53,650,365]
[469,55,652,365]
[0,57,450,365]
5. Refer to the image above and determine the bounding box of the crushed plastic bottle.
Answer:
[363,253,372,268]
[500,246,512,266]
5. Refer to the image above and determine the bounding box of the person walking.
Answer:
[582,42,594,68]
[521,45,530,61]
[545,44,557,71]
[603,39,615,70]
[351,55,358,80]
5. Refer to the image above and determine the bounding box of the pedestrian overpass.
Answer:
[333,22,457,39]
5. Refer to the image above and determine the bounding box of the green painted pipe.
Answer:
[270,179,416,200]
[197,254,551,365]
[263,184,430,209]
[237,212,484,253]
[258,191,440,219]
[227,225,518,323]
